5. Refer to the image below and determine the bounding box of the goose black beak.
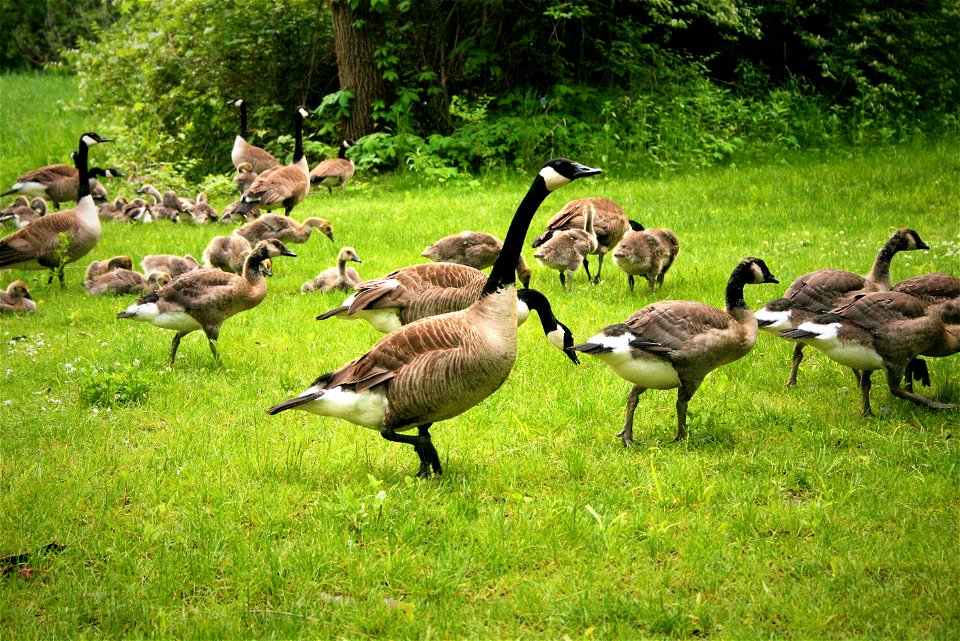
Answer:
[570,163,603,179]
[280,247,297,257]
[918,240,930,250]
[352,257,362,264]
[326,232,335,243]
[766,276,780,284]
[262,264,273,277]
[24,293,32,300]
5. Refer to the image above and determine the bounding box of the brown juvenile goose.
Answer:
[233,162,258,195]
[140,254,200,279]
[0,132,111,286]
[234,106,310,217]
[612,224,681,293]
[202,234,257,274]
[574,257,779,445]
[85,255,134,282]
[421,231,532,288]
[269,157,601,478]
[0,280,35,313]
[83,269,171,296]
[781,291,956,416]
[1,197,47,228]
[892,272,960,390]
[531,197,632,284]
[756,228,930,386]
[186,192,218,224]
[118,239,297,364]
[230,99,280,174]
[301,246,363,293]
[2,162,122,209]
[137,184,187,222]
[533,202,598,292]
[310,139,356,195]
[97,196,128,221]
[235,213,334,245]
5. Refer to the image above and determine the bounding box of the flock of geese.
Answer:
[0,120,957,477]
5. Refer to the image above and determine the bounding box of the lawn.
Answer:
[1,74,959,639]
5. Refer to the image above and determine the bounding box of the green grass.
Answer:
[2,74,960,639]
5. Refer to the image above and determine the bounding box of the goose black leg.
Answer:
[627,275,635,293]
[886,366,956,411]
[204,327,222,365]
[787,343,804,387]
[558,271,565,289]
[904,357,930,393]
[592,252,605,284]
[859,370,874,417]
[619,385,645,447]
[581,257,593,283]
[57,264,66,288]
[673,379,702,442]
[380,424,442,478]
[169,331,188,365]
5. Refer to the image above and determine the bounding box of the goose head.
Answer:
[147,271,172,290]
[539,158,603,192]
[742,257,780,285]
[891,228,929,252]
[338,247,362,264]
[7,280,31,300]
[304,217,335,242]
[80,132,112,148]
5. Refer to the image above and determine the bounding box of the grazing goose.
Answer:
[516,287,580,365]
[310,139,356,195]
[781,291,956,416]
[0,280,35,314]
[83,269,171,296]
[230,98,280,174]
[234,106,310,217]
[531,197,633,284]
[573,257,779,445]
[756,228,929,387]
[421,231,532,288]
[235,213,334,245]
[892,272,960,390]
[218,200,258,223]
[202,234,259,274]
[233,162,258,195]
[85,255,134,282]
[301,246,363,293]
[0,132,111,286]
[1,197,47,228]
[1,163,121,209]
[533,202,598,292]
[140,254,199,279]
[612,224,681,293]
[269,157,601,477]
[186,192,218,224]
[118,239,296,365]
[137,185,187,221]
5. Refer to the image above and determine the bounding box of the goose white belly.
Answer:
[601,351,681,389]
[231,136,245,168]
[796,322,884,370]
[297,385,388,429]
[121,302,203,332]
[9,182,48,198]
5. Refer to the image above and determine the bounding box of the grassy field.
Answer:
[2,74,959,639]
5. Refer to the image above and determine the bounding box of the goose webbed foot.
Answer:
[382,424,442,478]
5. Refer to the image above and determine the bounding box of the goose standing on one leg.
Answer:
[0,132,111,287]
[234,106,311,217]
[268,157,601,478]
[230,99,280,174]
[117,239,297,365]
[573,257,779,445]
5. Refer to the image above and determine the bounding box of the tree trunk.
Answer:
[328,0,387,140]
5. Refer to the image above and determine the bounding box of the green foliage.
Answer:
[78,364,151,408]
[0,0,114,70]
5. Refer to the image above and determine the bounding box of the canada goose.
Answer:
[516,287,580,365]
[118,239,297,364]
[756,228,930,387]
[202,234,256,274]
[83,269,171,296]
[233,162,258,195]
[533,202,597,292]
[230,98,280,174]
[219,200,259,223]
[310,139,356,195]
[421,231,532,288]
[140,254,200,279]
[269,157,601,477]
[573,257,779,445]
[531,197,632,284]
[1,163,121,210]
[892,272,960,390]
[781,291,956,416]
[0,280,35,313]
[186,193,218,224]
[301,246,363,293]
[235,213,334,245]
[97,196,128,221]
[234,106,310,217]
[137,185,187,221]
[84,255,134,282]
[0,197,47,228]
[0,132,111,286]
[612,224,681,293]
[120,197,158,223]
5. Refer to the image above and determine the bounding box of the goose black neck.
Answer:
[483,177,551,296]
[243,249,268,281]
[868,237,900,285]
[724,263,751,312]
[338,143,347,159]
[293,112,304,163]
[75,138,90,201]
[238,101,247,138]
[518,288,556,332]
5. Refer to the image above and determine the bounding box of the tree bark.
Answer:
[328,0,387,140]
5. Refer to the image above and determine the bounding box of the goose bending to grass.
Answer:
[85,255,134,282]
[781,291,956,417]
[2,162,122,209]
[756,228,929,387]
[84,269,170,296]
[302,247,363,293]
[186,193,218,224]
[236,213,334,245]
[118,239,296,365]
[0,132,111,287]
[574,257,779,445]
[230,99,280,174]
[892,272,960,391]
[234,106,310,217]
[421,231,532,287]
[269,157,601,478]
[0,280,35,313]
[612,224,680,293]
[310,139,356,195]
[531,197,634,284]
[1,197,47,228]
[140,254,199,279]
[533,202,598,292]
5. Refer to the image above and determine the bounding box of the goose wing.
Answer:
[624,302,735,353]
[310,158,354,181]
[347,263,484,315]
[244,167,308,207]
[784,269,870,312]
[0,211,82,265]
[146,269,241,310]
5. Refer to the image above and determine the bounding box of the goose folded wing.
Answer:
[786,272,867,311]
[157,270,240,306]
[625,304,735,351]
[0,213,79,263]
